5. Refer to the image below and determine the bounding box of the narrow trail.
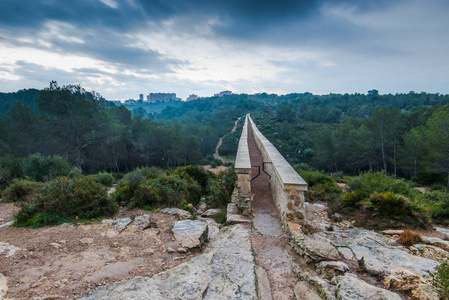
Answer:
[247,124,298,300]
[213,117,241,163]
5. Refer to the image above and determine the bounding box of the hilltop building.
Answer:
[139,94,144,101]
[186,94,198,101]
[214,90,232,97]
[148,93,178,102]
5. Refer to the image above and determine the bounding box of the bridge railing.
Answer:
[247,115,308,226]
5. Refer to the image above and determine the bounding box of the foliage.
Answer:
[347,172,418,199]
[421,191,449,224]
[114,167,203,209]
[22,154,74,182]
[14,176,117,227]
[426,259,449,299]
[355,192,429,230]
[207,168,237,209]
[2,179,44,203]
[397,229,422,247]
[295,168,343,213]
[92,172,115,187]
[296,168,335,187]
[0,155,23,189]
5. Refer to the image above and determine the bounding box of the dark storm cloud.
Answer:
[0,0,393,36]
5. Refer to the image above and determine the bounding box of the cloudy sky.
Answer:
[0,0,448,100]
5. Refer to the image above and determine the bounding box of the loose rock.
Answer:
[160,208,193,220]
[172,220,208,249]
[201,208,222,218]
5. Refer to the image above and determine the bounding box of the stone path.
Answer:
[80,224,257,300]
[247,124,298,300]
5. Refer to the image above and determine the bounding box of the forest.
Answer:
[1,83,449,189]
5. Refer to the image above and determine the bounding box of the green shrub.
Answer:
[296,168,334,188]
[342,189,364,207]
[207,168,236,208]
[2,179,44,203]
[131,181,161,208]
[22,154,73,182]
[14,176,117,228]
[92,172,115,187]
[0,156,23,189]
[347,172,417,199]
[424,191,449,224]
[368,192,423,220]
[427,259,449,299]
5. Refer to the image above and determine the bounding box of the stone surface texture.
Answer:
[201,208,222,217]
[172,220,208,249]
[160,208,193,220]
[292,229,439,297]
[334,274,402,300]
[81,225,257,300]
[247,115,307,225]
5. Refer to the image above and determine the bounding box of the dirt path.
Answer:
[0,205,201,299]
[213,117,241,163]
[247,125,298,300]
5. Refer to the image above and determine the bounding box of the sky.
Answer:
[0,0,448,100]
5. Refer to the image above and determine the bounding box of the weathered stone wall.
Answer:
[233,115,252,216]
[247,115,307,226]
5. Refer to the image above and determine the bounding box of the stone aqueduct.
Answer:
[232,114,308,227]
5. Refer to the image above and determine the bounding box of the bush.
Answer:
[2,179,44,203]
[131,181,161,208]
[397,229,423,247]
[355,192,430,230]
[92,172,115,187]
[0,156,23,189]
[14,176,117,227]
[296,169,334,188]
[207,168,236,208]
[114,167,202,209]
[427,259,449,299]
[347,172,417,199]
[22,154,74,182]
[368,192,422,220]
[342,189,364,207]
[425,191,449,224]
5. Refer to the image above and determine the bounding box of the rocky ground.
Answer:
[2,186,449,300]
[0,203,220,300]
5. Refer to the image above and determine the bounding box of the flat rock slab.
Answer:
[160,208,193,220]
[422,236,449,251]
[0,242,21,257]
[435,226,449,237]
[334,273,402,300]
[226,214,252,225]
[172,220,208,249]
[81,225,257,300]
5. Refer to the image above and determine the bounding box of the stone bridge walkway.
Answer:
[247,124,299,300]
